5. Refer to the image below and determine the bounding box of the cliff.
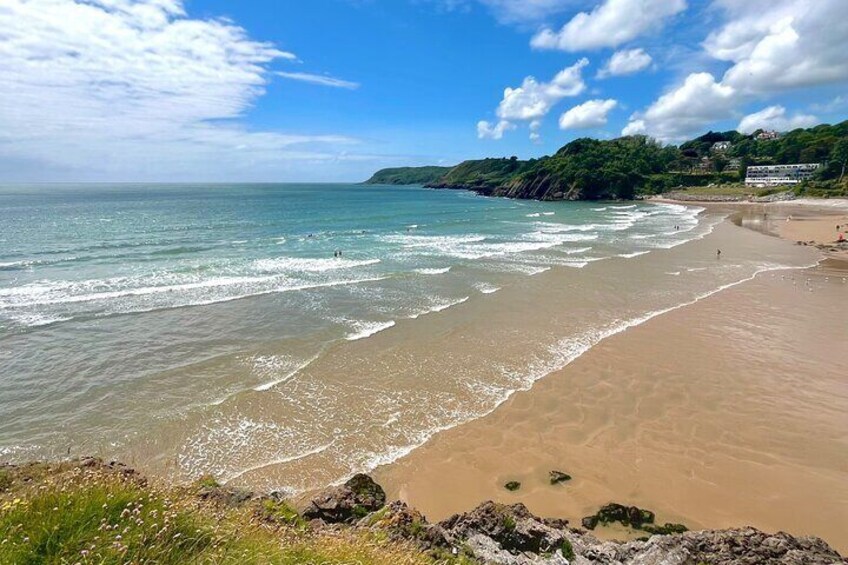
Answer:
[2,459,844,564]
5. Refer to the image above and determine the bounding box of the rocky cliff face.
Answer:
[428,172,579,201]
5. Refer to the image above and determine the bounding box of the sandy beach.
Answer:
[375,201,848,553]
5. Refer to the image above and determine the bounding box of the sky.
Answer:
[1,0,847,182]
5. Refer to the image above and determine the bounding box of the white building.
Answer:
[745,163,820,186]
[756,130,780,141]
[711,141,731,152]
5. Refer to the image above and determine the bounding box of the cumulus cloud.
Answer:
[496,58,589,121]
[737,105,818,134]
[597,48,653,78]
[622,0,848,141]
[559,99,618,130]
[276,72,360,89]
[0,0,358,181]
[710,0,848,94]
[477,120,515,139]
[622,73,736,141]
[531,0,686,51]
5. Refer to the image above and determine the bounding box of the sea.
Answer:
[0,183,814,493]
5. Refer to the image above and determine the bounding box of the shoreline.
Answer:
[374,203,848,552]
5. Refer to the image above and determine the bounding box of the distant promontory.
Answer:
[365,121,848,201]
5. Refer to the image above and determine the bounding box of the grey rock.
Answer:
[302,473,386,524]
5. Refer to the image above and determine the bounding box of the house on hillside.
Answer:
[756,130,780,141]
[725,158,742,172]
[711,141,731,152]
[695,156,713,172]
[745,163,820,186]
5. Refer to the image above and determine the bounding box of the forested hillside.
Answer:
[367,121,848,200]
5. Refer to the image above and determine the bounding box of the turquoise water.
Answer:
[0,183,716,472]
[0,184,701,331]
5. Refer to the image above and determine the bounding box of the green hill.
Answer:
[368,120,848,200]
[364,166,453,185]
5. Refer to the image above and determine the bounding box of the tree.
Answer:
[832,138,848,181]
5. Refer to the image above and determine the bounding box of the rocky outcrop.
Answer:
[357,501,448,549]
[581,528,847,565]
[302,473,386,524]
[437,501,571,557]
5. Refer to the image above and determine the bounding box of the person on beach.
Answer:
[717,249,722,258]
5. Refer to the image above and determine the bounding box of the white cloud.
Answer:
[737,105,818,134]
[707,0,848,94]
[622,72,736,141]
[624,0,847,141]
[477,120,515,139]
[0,0,359,181]
[531,0,686,51]
[276,72,360,90]
[496,58,589,121]
[597,48,652,78]
[559,99,618,130]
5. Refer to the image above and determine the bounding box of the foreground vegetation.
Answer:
[366,121,848,200]
[0,461,433,565]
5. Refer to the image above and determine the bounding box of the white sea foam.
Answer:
[253,257,380,273]
[526,213,541,218]
[345,320,396,341]
[0,260,31,269]
[409,297,469,319]
[414,267,451,275]
[223,442,335,483]
[475,283,501,294]
[1,275,389,322]
[618,251,651,259]
[542,212,555,216]
[252,354,319,392]
[4,312,73,327]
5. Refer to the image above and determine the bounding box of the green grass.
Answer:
[0,464,437,565]
[560,539,575,560]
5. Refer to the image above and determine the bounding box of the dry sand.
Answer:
[375,201,848,553]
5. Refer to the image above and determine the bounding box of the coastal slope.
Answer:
[367,121,848,200]
[364,166,453,185]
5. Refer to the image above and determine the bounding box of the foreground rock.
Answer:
[581,503,687,536]
[302,473,386,524]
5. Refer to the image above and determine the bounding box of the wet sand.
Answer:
[375,206,848,553]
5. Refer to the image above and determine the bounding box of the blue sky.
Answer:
[1,0,847,182]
